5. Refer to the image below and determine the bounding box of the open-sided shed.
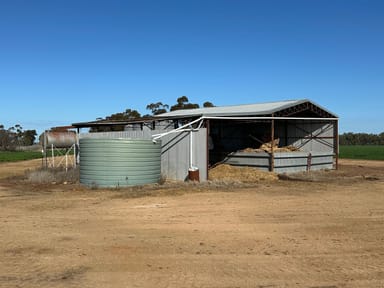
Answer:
[73,99,338,181]
[156,99,338,174]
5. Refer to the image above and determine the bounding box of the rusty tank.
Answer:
[40,131,77,148]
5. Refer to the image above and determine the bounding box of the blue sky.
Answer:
[0,0,383,135]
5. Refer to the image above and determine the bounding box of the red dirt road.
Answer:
[0,159,383,287]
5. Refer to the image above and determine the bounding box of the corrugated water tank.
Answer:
[79,138,161,187]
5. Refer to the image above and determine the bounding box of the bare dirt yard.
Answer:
[0,159,383,288]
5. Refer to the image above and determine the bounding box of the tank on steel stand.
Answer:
[40,129,78,171]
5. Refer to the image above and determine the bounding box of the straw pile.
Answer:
[209,164,278,182]
[241,138,300,153]
[260,138,280,151]
[241,146,299,153]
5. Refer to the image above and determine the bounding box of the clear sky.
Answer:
[1,0,383,135]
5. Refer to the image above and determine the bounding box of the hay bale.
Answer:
[242,147,257,152]
[241,141,300,153]
[259,138,280,152]
[209,164,278,182]
[274,146,300,152]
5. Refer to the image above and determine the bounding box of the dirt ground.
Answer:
[0,159,384,288]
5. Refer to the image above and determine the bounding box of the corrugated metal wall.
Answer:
[223,151,334,173]
[80,129,207,181]
[276,121,334,153]
[160,129,207,181]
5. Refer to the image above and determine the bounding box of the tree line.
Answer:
[339,132,384,145]
[2,96,382,149]
[0,124,37,151]
[91,96,214,132]
[103,96,214,121]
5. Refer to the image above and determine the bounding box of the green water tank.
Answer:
[79,138,161,187]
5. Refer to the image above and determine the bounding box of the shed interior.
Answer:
[207,118,337,167]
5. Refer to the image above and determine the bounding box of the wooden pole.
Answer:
[206,119,210,180]
[334,119,339,170]
[270,116,275,172]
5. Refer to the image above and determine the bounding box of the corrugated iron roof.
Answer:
[72,99,338,129]
[156,99,338,118]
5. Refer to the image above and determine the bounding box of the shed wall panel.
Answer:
[284,121,334,153]
[223,151,334,173]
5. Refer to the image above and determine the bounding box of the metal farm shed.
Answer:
[73,99,339,181]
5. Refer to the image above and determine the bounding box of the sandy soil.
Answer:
[0,158,43,179]
[0,159,383,287]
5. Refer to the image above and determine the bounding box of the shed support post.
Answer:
[334,119,339,170]
[270,117,275,172]
[206,119,210,180]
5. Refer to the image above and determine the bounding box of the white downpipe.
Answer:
[197,119,204,129]
[190,129,193,169]
[152,117,203,142]
[152,128,197,137]
[150,117,199,170]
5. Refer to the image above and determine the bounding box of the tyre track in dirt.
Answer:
[0,159,384,287]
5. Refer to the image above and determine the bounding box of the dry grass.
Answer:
[111,178,267,199]
[24,167,79,184]
[209,164,278,182]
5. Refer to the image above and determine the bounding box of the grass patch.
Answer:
[339,145,384,160]
[0,149,73,163]
[0,151,42,162]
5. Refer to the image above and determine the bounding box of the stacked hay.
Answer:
[240,146,299,153]
[259,138,280,151]
[241,138,300,153]
[209,164,278,182]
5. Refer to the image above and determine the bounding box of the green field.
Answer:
[1,146,383,163]
[339,145,384,161]
[0,149,75,163]
[0,151,43,162]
